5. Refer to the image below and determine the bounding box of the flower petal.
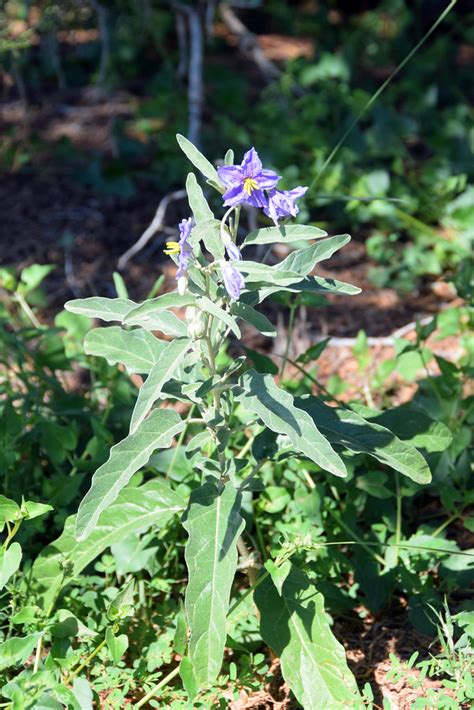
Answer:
[255,169,281,190]
[222,263,245,300]
[222,184,247,207]
[248,189,268,209]
[241,147,262,177]
[217,165,243,187]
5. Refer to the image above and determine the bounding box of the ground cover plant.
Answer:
[1,136,472,708]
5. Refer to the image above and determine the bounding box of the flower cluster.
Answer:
[217,147,307,225]
[165,148,307,302]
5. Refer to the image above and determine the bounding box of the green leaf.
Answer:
[108,579,135,621]
[19,264,55,293]
[84,326,168,374]
[105,628,129,664]
[237,371,347,478]
[32,479,184,608]
[230,302,276,337]
[186,172,214,224]
[177,134,221,185]
[0,633,41,671]
[236,261,301,287]
[242,347,278,375]
[183,481,244,687]
[255,564,360,708]
[23,501,53,520]
[65,297,137,322]
[243,224,327,247]
[196,296,241,338]
[113,271,129,299]
[191,219,225,260]
[276,234,351,276]
[75,410,184,540]
[297,396,432,484]
[180,657,199,701]
[0,495,20,528]
[130,338,191,434]
[125,309,188,337]
[0,543,22,590]
[257,275,361,302]
[364,405,453,453]
[71,678,93,710]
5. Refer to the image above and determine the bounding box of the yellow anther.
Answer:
[243,177,258,195]
[164,241,180,255]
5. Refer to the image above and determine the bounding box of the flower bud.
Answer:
[185,306,197,323]
[177,276,188,295]
[188,316,206,340]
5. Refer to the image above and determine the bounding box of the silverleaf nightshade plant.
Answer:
[64,136,432,707]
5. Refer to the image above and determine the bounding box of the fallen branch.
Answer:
[117,189,186,270]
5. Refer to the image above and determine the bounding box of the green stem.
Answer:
[395,472,402,565]
[327,508,386,566]
[432,513,459,538]
[33,635,43,674]
[2,520,21,550]
[281,302,296,378]
[134,665,181,709]
[67,638,107,683]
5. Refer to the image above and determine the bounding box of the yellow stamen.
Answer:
[164,241,180,255]
[243,177,258,195]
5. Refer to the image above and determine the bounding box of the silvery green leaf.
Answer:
[75,410,184,540]
[255,564,361,708]
[256,275,361,302]
[191,219,225,260]
[297,395,432,484]
[276,234,351,276]
[32,479,184,609]
[243,224,327,247]
[0,543,22,590]
[224,148,234,165]
[177,134,221,186]
[196,296,241,338]
[130,338,192,434]
[123,293,196,326]
[229,301,276,337]
[186,172,214,224]
[65,297,137,322]
[124,308,188,337]
[237,370,346,478]
[236,261,301,287]
[183,481,244,687]
[84,326,167,374]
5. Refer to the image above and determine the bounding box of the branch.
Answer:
[172,2,204,147]
[117,189,186,270]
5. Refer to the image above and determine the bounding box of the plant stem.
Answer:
[67,638,107,683]
[281,301,296,378]
[2,520,21,550]
[134,665,181,709]
[395,472,402,564]
[33,635,43,674]
[432,513,459,538]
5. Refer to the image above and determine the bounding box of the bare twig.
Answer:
[172,2,204,147]
[117,189,186,270]
[175,11,188,79]
[219,3,280,80]
[91,0,110,86]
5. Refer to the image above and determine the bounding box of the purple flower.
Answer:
[164,217,193,278]
[263,186,308,225]
[222,233,242,261]
[221,261,245,300]
[217,147,280,209]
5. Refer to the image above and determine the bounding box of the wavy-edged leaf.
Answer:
[191,219,224,260]
[277,234,351,276]
[243,224,327,247]
[65,297,137,322]
[130,338,192,434]
[84,326,167,374]
[236,261,301,287]
[186,172,214,224]
[125,308,188,337]
[297,395,432,484]
[196,296,241,338]
[237,370,346,477]
[255,564,360,709]
[183,481,244,687]
[75,410,184,540]
[230,301,276,337]
[177,134,221,185]
[123,293,196,326]
[32,479,184,608]
[363,405,453,453]
[257,275,361,302]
